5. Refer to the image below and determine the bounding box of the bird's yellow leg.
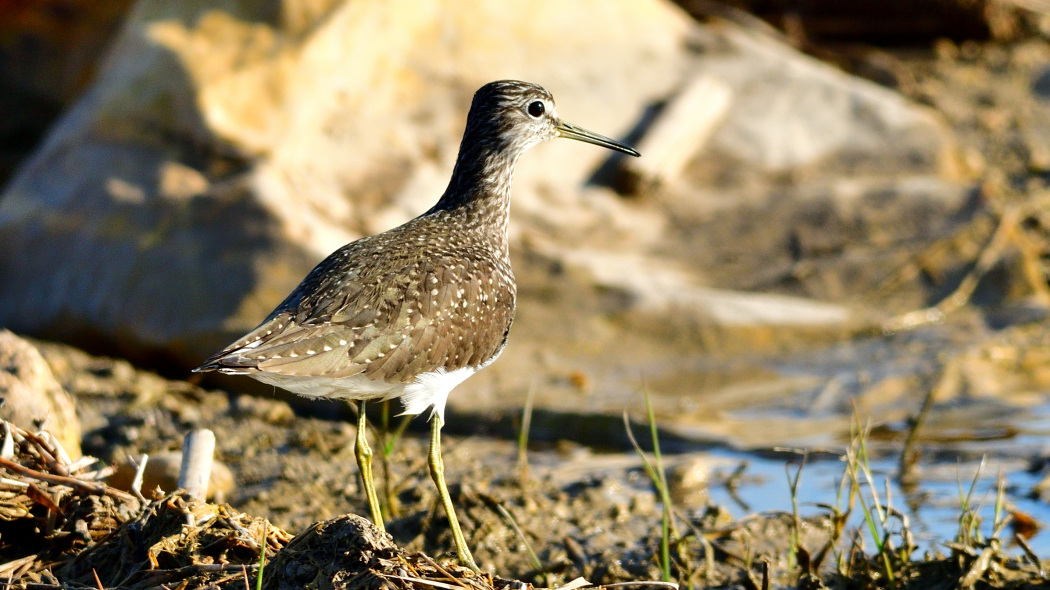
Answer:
[355,400,385,532]
[428,415,480,572]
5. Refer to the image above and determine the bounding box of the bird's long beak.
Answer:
[556,120,640,157]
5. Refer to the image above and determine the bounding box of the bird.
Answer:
[194,80,640,571]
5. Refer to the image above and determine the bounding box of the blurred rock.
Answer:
[0,330,81,458]
[694,24,953,175]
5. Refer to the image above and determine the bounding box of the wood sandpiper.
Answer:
[194,80,640,571]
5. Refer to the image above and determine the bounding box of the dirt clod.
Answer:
[265,513,515,590]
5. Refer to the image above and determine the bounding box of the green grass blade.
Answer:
[644,388,673,583]
[256,519,268,590]
[623,390,673,582]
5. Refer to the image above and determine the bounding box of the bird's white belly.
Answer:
[249,365,479,423]
[250,371,404,401]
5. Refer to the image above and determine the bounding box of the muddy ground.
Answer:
[37,340,694,582]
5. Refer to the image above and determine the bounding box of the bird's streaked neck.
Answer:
[429,133,526,250]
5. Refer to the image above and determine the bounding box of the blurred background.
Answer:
[1,0,1049,561]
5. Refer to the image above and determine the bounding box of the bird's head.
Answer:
[466,80,640,158]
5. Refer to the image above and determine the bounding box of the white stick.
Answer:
[178,429,215,501]
[0,423,12,460]
[128,453,149,502]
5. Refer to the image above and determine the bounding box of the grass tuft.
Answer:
[623,387,675,582]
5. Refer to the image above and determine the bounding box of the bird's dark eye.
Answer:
[527,101,545,118]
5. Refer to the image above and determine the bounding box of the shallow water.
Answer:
[613,318,1050,556]
[705,448,1050,557]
